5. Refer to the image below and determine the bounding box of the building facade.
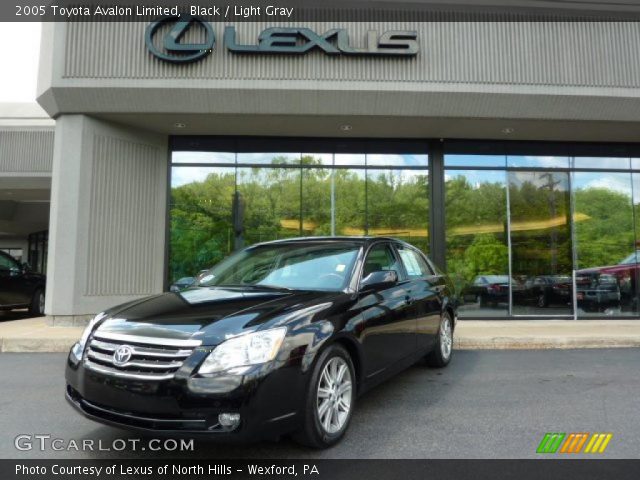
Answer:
[0,103,53,273]
[17,11,640,323]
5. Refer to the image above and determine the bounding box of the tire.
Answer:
[29,289,45,316]
[293,344,356,448]
[426,311,454,368]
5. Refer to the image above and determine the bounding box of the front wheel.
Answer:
[293,344,356,448]
[426,312,454,368]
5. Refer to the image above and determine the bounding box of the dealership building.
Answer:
[3,4,640,322]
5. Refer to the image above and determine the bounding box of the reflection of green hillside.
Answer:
[445,174,638,289]
[169,155,429,281]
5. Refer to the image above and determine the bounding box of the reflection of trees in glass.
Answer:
[446,170,638,291]
[368,170,429,253]
[445,173,508,293]
[573,185,635,269]
[238,163,301,245]
[170,169,235,282]
[509,173,572,278]
[169,155,431,283]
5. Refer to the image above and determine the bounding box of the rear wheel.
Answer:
[29,289,45,316]
[293,344,355,448]
[426,312,453,368]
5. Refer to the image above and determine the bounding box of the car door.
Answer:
[394,244,443,351]
[356,242,416,378]
[0,252,28,306]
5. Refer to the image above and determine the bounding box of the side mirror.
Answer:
[21,262,31,273]
[361,270,398,291]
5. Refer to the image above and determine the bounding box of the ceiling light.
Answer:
[174,122,187,129]
[501,127,515,135]
[339,124,353,132]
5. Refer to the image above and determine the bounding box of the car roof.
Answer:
[251,236,407,248]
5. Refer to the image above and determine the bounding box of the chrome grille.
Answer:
[84,332,201,380]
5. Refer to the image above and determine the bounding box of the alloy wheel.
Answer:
[316,357,353,434]
[440,316,453,360]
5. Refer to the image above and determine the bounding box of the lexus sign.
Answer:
[146,16,419,63]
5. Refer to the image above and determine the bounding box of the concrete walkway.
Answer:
[2,317,640,352]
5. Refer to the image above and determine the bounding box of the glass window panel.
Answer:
[507,156,569,168]
[508,171,573,316]
[444,154,506,168]
[367,169,429,253]
[237,152,300,165]
[302,153,333,166]
[573,172,634,317]
[335,154,365,166]
[302,166,333,236]
[335,169,366,236]
[573,157,630,170]
[632,158,640,170]
[169,166,236,284]
[445,170,508,317]
[366,154,428,167]
[237,167,301,246]
[630,173,640,314]
[172,151,235,164]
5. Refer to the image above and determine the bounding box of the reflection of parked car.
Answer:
[462,275,510,307]
[575,250,640,311]
[575,271,621,313]
[169,276,195,292]
[521,275,572,308]
[0,251,46,315]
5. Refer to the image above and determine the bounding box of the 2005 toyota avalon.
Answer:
[65,237,458,448]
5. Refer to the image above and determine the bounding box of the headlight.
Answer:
[198,327,287,375]
[70,312,106,360]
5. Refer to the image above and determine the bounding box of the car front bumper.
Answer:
[64,351,307,441]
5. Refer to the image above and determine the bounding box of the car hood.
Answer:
[94,287,340,345]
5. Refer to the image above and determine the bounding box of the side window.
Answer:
[0,253,18,272]
[396,245,432,279]
[362,244,401,278]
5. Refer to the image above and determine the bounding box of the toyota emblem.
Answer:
[113,345,133,366]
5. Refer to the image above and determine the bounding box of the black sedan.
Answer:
[65,237,458,448]
[0,251,46,316]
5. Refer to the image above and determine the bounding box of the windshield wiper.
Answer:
[246,284,296,292]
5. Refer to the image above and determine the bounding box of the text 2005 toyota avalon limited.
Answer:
[66,237,458,448]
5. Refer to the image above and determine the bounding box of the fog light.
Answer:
[218,413,241,428]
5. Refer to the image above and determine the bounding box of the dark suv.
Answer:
[0,251,46,316]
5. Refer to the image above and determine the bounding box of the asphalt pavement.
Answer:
[1,349,638,459]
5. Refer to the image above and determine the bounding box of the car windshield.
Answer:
[479,275,509,284]
[197,242,361,292]
[620,250,640,265]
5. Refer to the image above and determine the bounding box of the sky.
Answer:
[0,22,41,102]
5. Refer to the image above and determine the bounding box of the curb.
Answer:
[455,337,640,349]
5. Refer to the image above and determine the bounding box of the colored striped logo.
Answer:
[537,433,612,454]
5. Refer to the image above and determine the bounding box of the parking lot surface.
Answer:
[1,349,638,459]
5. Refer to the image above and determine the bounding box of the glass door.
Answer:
[508,171,574,316]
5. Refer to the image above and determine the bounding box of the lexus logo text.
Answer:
[146,16,419,63]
